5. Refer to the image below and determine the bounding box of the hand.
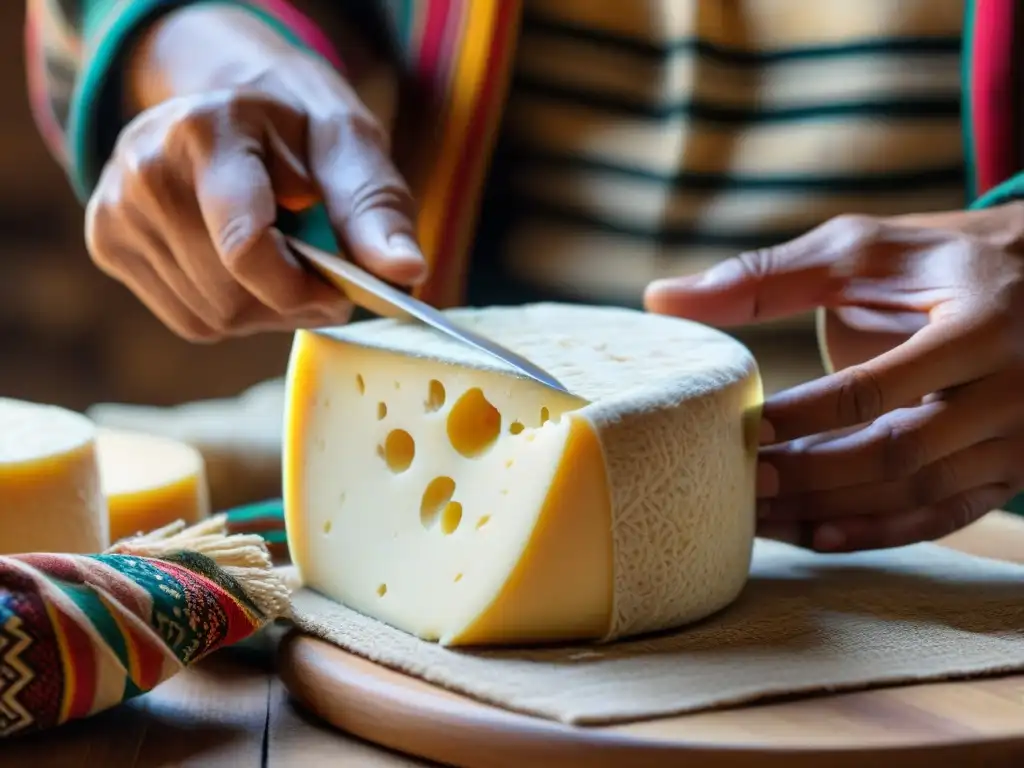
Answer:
[85,7,423,341]
[645,204,1024,552]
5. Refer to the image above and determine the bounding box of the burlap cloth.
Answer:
[287,538,1024,725]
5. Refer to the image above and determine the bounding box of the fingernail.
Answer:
[814,525,846,551]
[759,418,775,445]
[756,462,779,498]
[386,233,424,261]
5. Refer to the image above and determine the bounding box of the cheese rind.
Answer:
[95,428,211,543]
[284,303,762,645]
[0,397,108,555]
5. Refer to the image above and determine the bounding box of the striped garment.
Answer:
[24,0,1024,310]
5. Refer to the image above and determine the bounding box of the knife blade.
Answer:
[286,237,570,393]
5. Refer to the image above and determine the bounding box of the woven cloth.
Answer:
[0,516,287,738]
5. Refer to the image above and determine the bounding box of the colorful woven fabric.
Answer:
[0,517,286,738]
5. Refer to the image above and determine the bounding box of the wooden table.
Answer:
[3,509,1022,768]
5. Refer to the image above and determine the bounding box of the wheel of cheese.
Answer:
[283,303,763,646]
[95,428,211,543]
[0,397,108,555]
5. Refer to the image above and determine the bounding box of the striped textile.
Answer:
[482,0,967,305]
[0,545,270,737]
[22,0,1024,308]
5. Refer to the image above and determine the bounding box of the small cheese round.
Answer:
[285,303,763,645]
[0,397,108,555]
[96,428,211,543]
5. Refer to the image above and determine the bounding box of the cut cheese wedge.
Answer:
[284,303,763,646]
[0,397,108,555]
[96,428,211,543]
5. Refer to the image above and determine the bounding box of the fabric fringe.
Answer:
[107,514,292,620]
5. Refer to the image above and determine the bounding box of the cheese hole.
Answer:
[440,501,463,534]
[509,421,524,435]
[476,514,491,529]
[356,374,365,394]
[420,476,456,528]
[540,407,550,424]
[447,388,501,457]
[384,429,415,472]
[454,573,464,583]
[377,584,388,597]
[323,520,332,534]
[426,379,446,412]
[377,402,388,420]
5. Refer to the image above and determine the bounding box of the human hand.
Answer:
[644,204,1024,552]
[85,7,422,341]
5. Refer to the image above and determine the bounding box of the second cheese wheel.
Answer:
[96,428,211,543]
[0,397,108,555]
[284,303,763,647]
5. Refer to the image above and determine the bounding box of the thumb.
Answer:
[308,111,426,287]
[643,217,867,326]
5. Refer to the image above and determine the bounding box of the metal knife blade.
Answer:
[286,237,569,393]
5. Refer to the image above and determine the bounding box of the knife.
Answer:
[286,237,569,393]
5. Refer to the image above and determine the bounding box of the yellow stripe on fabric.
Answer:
[442,9,520,309]
[414,0,499,300]
[42,598,77,725]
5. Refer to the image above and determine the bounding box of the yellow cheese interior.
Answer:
[284,331,615,646]
[96,428,210,543]
[0,397,108,555]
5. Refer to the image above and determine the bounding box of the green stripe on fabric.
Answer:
[224,498,286,526]
[54,582,131,698]
[969,171,1024,209]
[513,79,960,122]
[521,14,962,64]
[961,0,978,203]
[511,151,966,193]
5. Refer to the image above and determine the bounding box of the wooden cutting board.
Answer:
[277,511,1024,768]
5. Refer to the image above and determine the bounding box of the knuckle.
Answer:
[335,109,389,150]
[912,456,957,505]
[348,179,412,220]
[878,418,929,480]
[215,216,263,267]
[836,366,886,426]
[940,493,987,533]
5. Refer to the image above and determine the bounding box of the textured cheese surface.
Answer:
[0,397,108,555]
[96,428,211,543]
[285,303,762,644]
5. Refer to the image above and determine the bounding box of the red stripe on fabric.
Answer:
[417,0,452,84]
[52,606,98,722]
[150,561,262,654]
[431,0,518,307]
[248,0,344,71]
[435,0,467,91]
[970,0,1017,194]
[120,616,168,691]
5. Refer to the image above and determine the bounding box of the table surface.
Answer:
[3,509,1021,768]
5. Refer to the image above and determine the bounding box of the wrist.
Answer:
[125,4,332,114]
